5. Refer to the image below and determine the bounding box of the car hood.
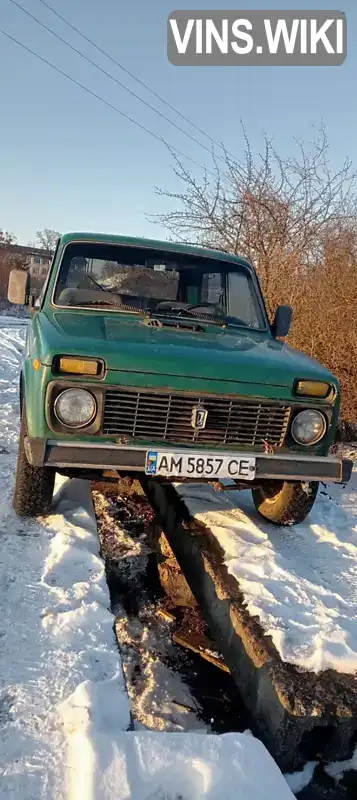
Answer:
[35,309,336,390]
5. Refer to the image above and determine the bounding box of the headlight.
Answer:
[291,409,327,446]
[54,388,96,428]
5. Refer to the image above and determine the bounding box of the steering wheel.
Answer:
[186,303,226,317]
[155,301,189,310]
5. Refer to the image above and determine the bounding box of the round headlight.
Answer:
[291,409,326,446]
[54,388,96,428]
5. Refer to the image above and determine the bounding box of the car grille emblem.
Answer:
[191,405,208,430]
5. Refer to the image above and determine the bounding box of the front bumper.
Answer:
[24,438,353,484]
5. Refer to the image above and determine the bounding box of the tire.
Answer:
[13,405,55,517]
[252,480,319,526]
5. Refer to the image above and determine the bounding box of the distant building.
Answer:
[4,244,53,278]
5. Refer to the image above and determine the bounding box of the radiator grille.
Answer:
[103,388,291,448]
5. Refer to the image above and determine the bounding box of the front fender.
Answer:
[22,359,53,439]
[19,372,24,414]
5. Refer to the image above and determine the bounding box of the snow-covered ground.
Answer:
[177,472,357,675]
[0,320,131,797]
[0,318,295,799]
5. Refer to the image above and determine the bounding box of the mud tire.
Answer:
[252,480,319,526]
[13,406,55,517]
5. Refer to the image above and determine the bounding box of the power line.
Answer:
[0,27,217,177]
[8,0,226,164]
[36,0,233,159]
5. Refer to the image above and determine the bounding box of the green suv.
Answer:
[8,232,352,524]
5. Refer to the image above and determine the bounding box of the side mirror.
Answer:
[271,305,293,338]
[8,269,30,305]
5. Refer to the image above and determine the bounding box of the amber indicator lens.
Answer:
[58,357,99,376]
[295,380,331,398]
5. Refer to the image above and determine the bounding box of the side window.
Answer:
[35,274,48,307]
[226,272,263,327]
[37,239,60,308]
[201,273,223,305]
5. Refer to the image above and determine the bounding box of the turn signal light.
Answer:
[58,357,100,376]
[295,380,332,399]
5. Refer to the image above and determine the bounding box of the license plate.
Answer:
[145,451,256,480]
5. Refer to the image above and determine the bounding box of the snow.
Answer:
[325,746,357,779]
[115,608,208,734]
[0,317,295,799]
[0,318,131,797]
[284,762,318,794]
[176,475,357,674]
[80,730,295,799]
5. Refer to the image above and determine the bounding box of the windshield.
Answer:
[53,243,266,330]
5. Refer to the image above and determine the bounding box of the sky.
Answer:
[0,0,355,246]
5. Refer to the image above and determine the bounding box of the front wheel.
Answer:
[13,406,55,517]
[252,480,319,526]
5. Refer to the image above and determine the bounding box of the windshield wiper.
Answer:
[147,308,229,328]
[72,300,142,313]
[143,316,206,333]
[152,303,251,329]
[72,300,243,329]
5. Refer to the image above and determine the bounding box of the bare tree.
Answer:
[36,228,61,253]
[152,127,357,429]
[153,126,357,315]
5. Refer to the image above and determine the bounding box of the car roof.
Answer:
[58,232,253,270]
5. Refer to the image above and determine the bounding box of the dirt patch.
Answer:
[92,480,249,735]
